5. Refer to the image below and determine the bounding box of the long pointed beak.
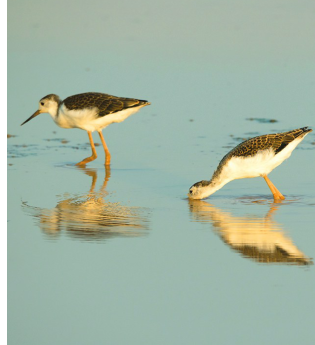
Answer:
[21,110,42,126]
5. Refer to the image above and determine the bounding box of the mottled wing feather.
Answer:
[63,92,148,117]
[231,133,283,157]
[212,127,311,180]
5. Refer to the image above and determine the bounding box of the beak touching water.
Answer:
[21,110,42,126]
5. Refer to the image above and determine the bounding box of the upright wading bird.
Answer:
[21,92,150,166]
[188,127,312,200]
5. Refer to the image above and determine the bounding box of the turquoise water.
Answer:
[8,1,315,344]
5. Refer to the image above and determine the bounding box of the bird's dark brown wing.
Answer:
[229,127,312,158]
[63,92,149,117]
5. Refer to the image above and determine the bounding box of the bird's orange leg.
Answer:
[262,175,285,200]
[98,131,111,166]
[76,131,98,166]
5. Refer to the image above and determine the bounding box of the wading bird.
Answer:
[21,92,150,166]
[188,127,312,200]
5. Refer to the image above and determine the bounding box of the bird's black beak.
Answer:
[21,110,42,126]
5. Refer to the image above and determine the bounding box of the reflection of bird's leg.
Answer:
[76,131,98,166]
[264,203,280,222]
[262,175,285,200]
[98,131,111,166]
[89,170,98,193]
[75,166,98,192]
[100,165,111,192]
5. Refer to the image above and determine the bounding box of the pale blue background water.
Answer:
[8,1,315,344]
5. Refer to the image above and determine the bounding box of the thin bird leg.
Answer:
[262,174,285,200]
[76,131,98,166]
[98,131,111,166]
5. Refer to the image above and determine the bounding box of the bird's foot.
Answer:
[273,193,285,201]
[76,155,97,166]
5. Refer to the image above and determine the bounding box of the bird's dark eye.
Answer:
[41,102,44,106]
[189,190,193,194]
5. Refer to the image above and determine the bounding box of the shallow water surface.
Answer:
[21,167,150,241]
[8,129,315,345]
[8,0,315,344]
[189,199,313,266]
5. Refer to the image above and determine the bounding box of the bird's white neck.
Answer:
[197,177,231,199]
[46,102,60,121]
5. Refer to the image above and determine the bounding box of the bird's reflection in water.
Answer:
[188,199,312,266]
[22,166,149,241]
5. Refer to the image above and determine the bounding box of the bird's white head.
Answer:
[21,94,61,126]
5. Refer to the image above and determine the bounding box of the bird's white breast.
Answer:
[223,150,276,180]
[55,104,99,130]
[54,104,144,132]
